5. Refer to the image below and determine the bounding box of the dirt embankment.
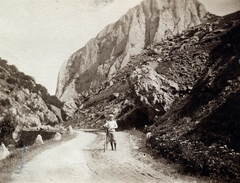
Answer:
[9,130,208,183]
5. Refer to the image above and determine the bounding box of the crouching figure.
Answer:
[146,132,152,147]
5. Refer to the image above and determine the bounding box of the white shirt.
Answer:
[104,120,118,132]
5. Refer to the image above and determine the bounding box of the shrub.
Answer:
[0,114,15,146]
[149,134,240,183]
[0,59,8,68]
[6,77,18,85]
[19,79,34,90]
[32,84,63,108]
[0,73,5,79]
[0,98,10,107]
[45,95,63,109]
[8,65,18,73]
[0,67,4,72]
[20,74,34,82]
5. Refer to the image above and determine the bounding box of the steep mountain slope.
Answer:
[147,14,240,182]
[64,10,240,182]
[56,0,212,102]
[0,59,63,147]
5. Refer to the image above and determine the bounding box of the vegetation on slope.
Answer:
[0,58,63,109]
[148,15,240,183]
[0,58,63,147]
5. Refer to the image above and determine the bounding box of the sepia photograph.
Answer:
[0,0,240,182]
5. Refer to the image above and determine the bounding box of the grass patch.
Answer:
[127,129,216,183]
[0,133,76,183]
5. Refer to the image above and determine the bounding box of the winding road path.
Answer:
[10,130,200,183]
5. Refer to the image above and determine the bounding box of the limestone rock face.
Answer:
[0,89,59,144]
[0,58,62,148]
[50,105,63,122]
[56,0,208,102]
[62,99,78,117]
[129,66,178,112]
[13,90,58,125]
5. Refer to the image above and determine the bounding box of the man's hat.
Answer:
[109,114,114,117]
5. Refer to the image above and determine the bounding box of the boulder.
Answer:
[9,107,17,115]
[67,125,74,135]
[50,105,63,122]
[40,125,48,130]
[27,126,40,131]
[46,125,58,131]
[44,110,58,124]
[34,134,44,145]
[19,113,41,127]
[59,126,65,131]
[62,99,78,117]
[25,113,41,127]
[129,66,177,112]
[37,111,45,122]
[0,143,10,160]
[12,125,22,142]
[53,132,62,141]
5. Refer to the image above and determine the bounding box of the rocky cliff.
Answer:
[0,59,64,147]
[56,0,211,102]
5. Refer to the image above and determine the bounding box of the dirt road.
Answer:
[10,130,201,183]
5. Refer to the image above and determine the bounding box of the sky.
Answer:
[0,0,239,95]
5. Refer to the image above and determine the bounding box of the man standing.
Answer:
[103,114,118,151]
